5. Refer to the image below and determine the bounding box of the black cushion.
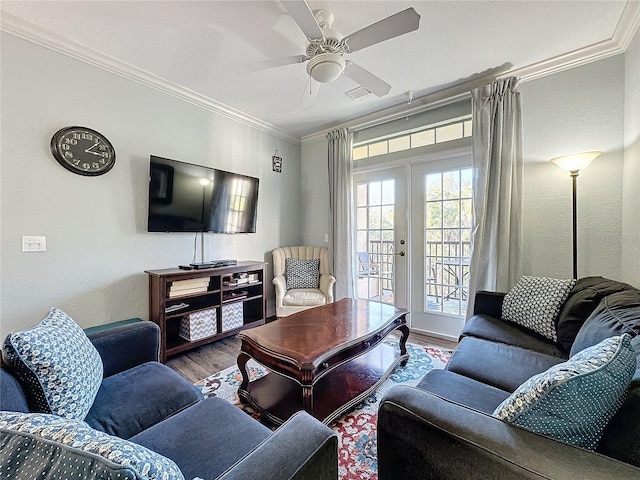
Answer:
[461,314,567,358]
[570,289,640,356]
[416,369,510,414]
[85,361,201,439]
[131,396,272,480]
[556,276,634,352]
[446,337,565,392]
[598,336,640,467]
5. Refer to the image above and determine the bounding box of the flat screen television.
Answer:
[148,155,259,233]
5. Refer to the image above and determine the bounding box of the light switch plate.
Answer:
[22,236,46,252]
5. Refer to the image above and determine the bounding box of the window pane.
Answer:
[357,183,368,206]
[463,120,472,137]
[357,207,367,229]
[368,141,388,157]
[388,135,410,153]
[369,206,381,229]
[443,200,460,228]
[426,173,442,201]
[443,171,460,199]
[368,182,381,206]
[426,229,442,243]
[381,180,394,205]
[461,199,472,227]
[381,205,394,229]
[411,129,435,148]
[426,202,442,228]
[460,168,473,198]
[357,231,368,251]
[353,145,368,160]
[436,123,463,142]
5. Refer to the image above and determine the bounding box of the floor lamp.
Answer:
[549,151,602,279]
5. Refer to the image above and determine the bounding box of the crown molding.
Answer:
[301,1,640,145]
[0,12,300,145]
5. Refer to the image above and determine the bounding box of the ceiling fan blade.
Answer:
[236,55,306,74]
[343,62,391,97]
[342,8,421,52]
[281,0,324,40]
[299,76,321,109]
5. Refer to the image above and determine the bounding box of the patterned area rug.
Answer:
[194,342,451,479]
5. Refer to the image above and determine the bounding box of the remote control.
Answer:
[178,265,193,270]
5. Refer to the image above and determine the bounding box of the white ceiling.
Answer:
[1,1,638,141]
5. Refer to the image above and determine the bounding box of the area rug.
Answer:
[194,342,451,480]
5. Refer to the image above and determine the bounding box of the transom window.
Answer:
[353,117,472,161]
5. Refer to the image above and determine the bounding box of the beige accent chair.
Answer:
[272,246,336,317]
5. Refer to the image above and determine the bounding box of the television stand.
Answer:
[146,261,265,362]
[190,259,237,269]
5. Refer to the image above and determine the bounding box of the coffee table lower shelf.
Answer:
[238,342,407,426]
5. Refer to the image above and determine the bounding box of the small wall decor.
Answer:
[50,126,116,176]
[272,150,282,173]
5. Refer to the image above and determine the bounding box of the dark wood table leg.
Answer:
[398,323,410,366]
[237,352,251,404]
[302,384,313,415]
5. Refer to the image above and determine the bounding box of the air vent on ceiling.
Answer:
[346,86,371,100]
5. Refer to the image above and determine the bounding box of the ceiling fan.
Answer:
[237,1,421,99]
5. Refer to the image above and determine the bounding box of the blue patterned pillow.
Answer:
[0,411,184,480]
[502,276,576,341]
[285,258,320,289]
[493,334,636,449]
[2,308,103,420]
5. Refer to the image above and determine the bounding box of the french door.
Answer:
[410,155,472,339]
[353,167,407,309]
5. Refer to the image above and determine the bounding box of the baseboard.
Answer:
[409,327,458,344]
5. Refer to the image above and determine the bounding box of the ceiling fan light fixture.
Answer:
[307,52,345,83]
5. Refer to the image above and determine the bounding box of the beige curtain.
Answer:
[467,77,523,317]
[327,128,356,299]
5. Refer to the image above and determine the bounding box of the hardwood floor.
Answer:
[166,329,457,383]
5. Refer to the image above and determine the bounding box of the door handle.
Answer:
[394,251,405,257]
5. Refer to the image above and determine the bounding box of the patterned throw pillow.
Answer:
[2,307,103,420]
[285,258,320,289]
[502,276,576,341]
[0,411,185,480]
[493,334,636,450]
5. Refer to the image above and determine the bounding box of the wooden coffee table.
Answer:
[236,298,409,425]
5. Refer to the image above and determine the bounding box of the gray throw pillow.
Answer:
[285,258,320,289]
[502,276,576,342]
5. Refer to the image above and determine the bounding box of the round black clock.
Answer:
[50,126,116,176]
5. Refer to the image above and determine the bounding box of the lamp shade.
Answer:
[550,151,602,172]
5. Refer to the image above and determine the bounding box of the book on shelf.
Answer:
[165,302,189,313]
[168,286,209,298]
[171,278,210,289]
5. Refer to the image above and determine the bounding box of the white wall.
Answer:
[0,33,302,337]
[622,27,640,286]
[301,53,631,284]
[301,139,330,246]
[520,54,625,279]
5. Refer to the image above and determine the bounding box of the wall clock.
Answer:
[50,126,116,176]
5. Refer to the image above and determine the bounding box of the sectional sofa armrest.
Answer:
[85,320,160,378]
[218,411,338,480]
[473,290,505,318]
[378,386,640,480]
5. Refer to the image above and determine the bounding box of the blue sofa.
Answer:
[1,319,338,479]
[378,276,640,479]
